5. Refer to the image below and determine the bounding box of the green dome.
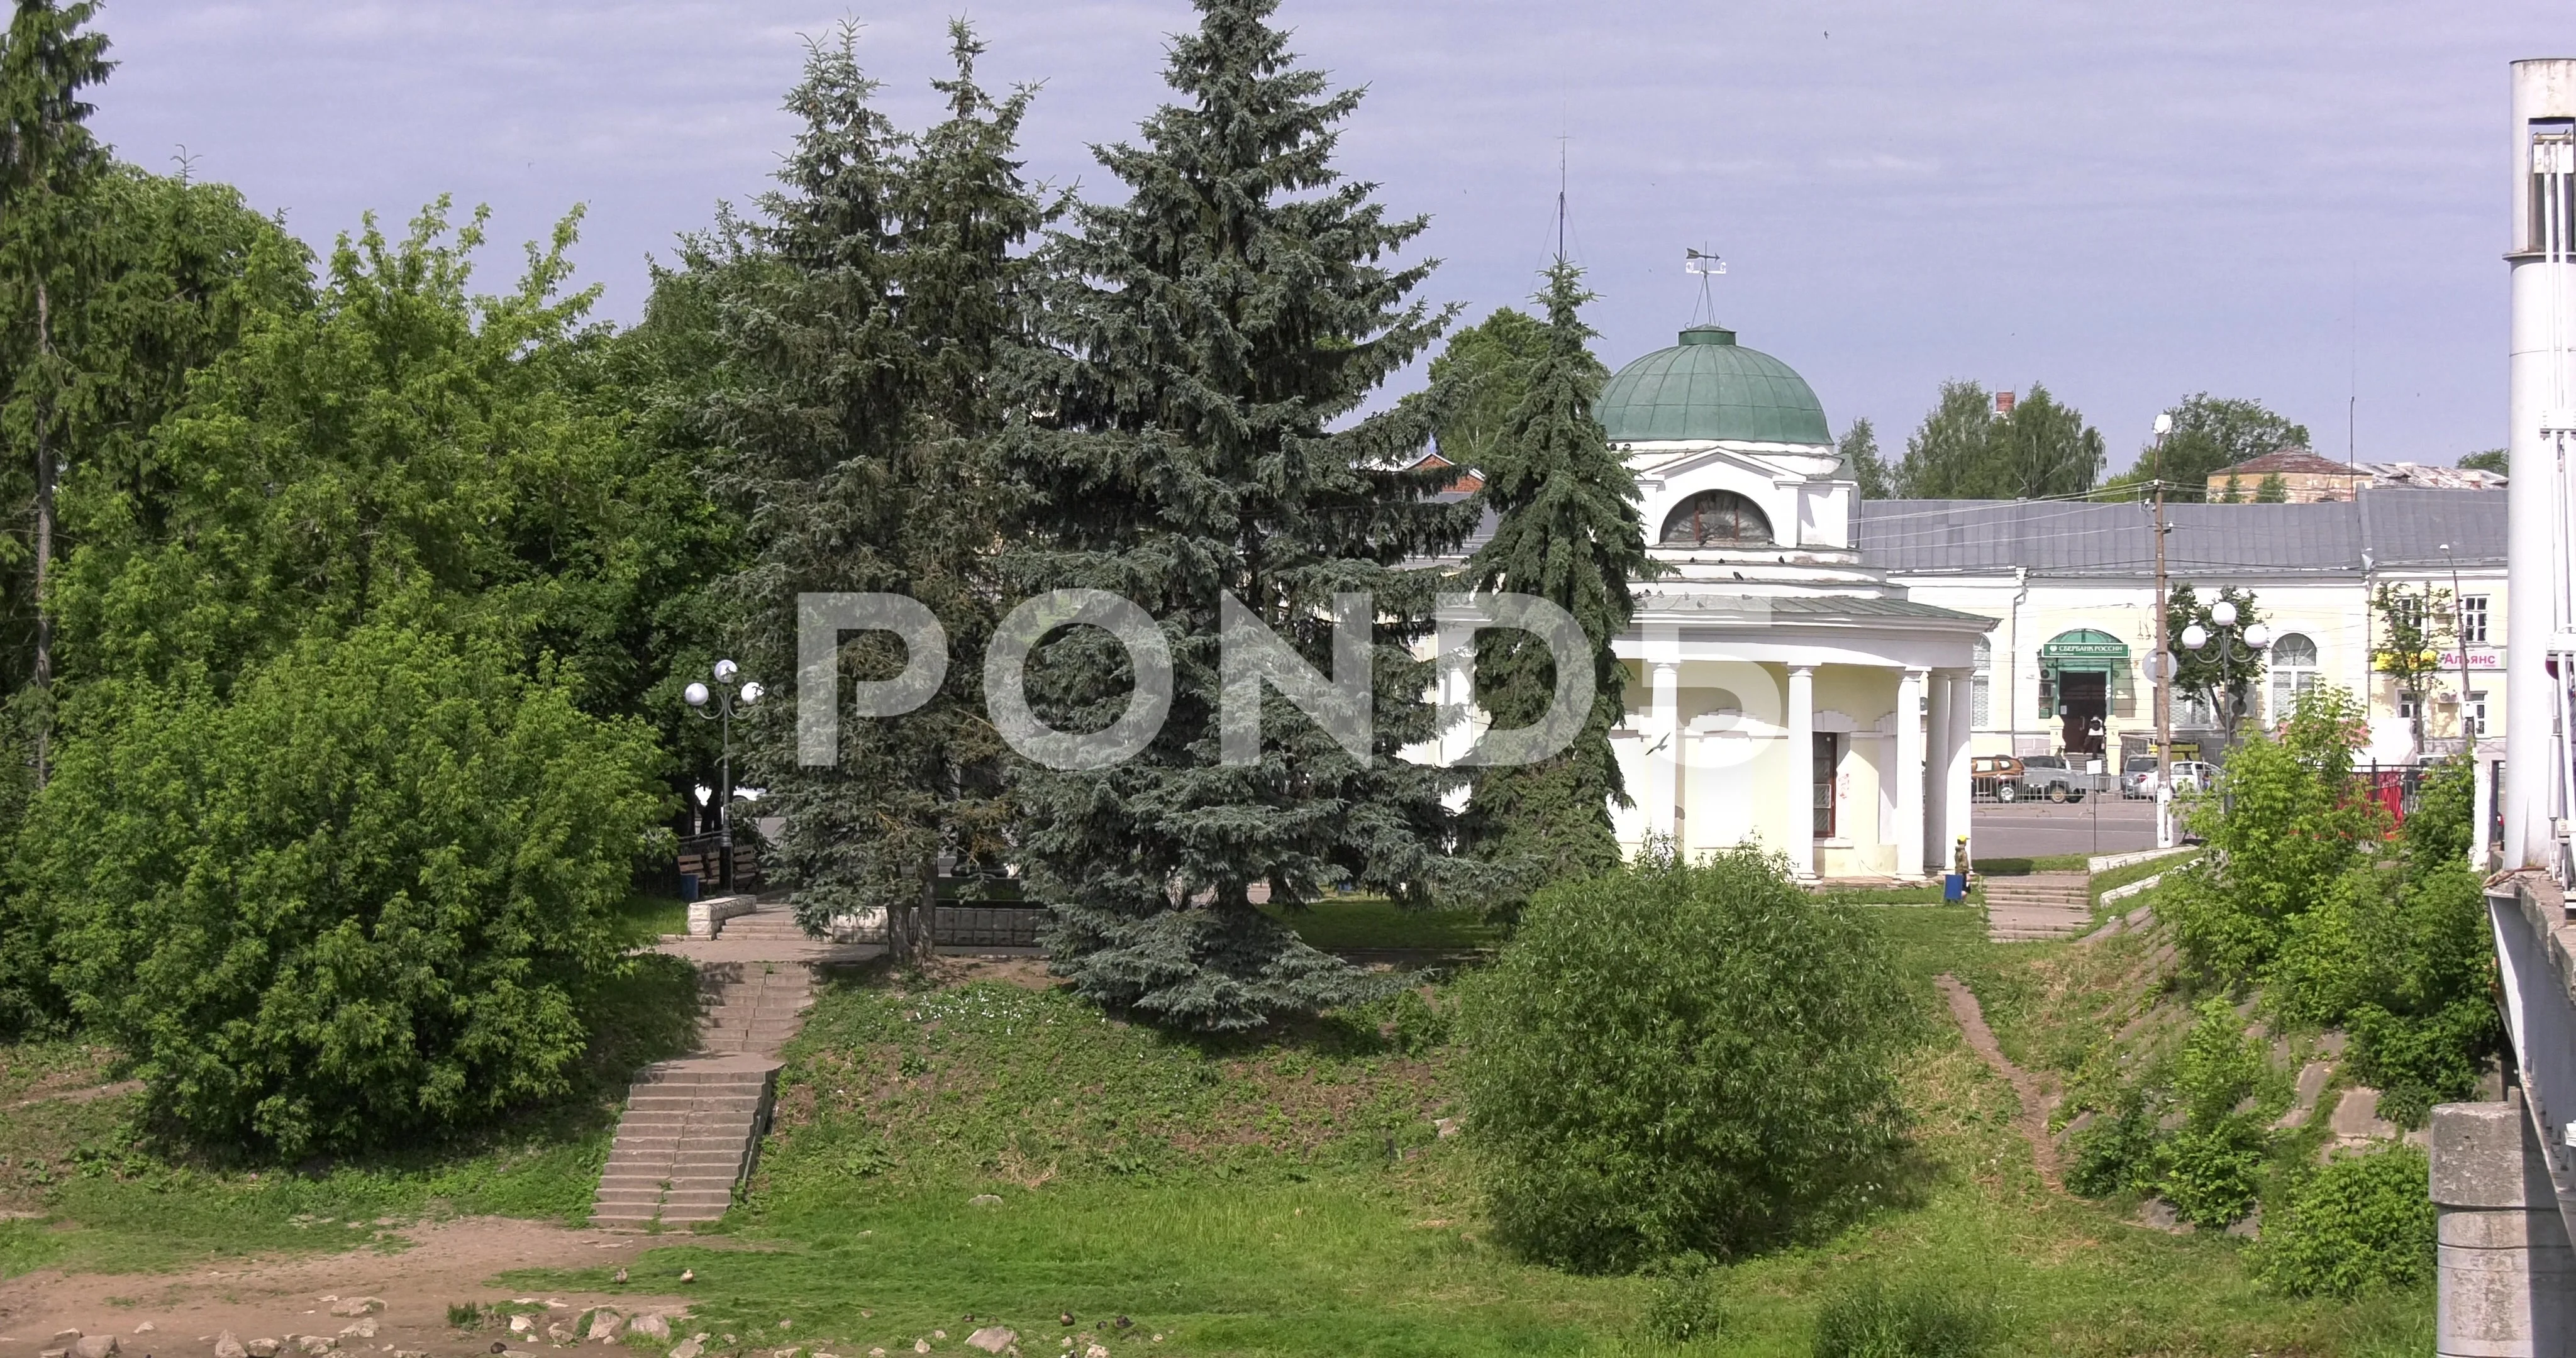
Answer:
[1597,325,1831,445]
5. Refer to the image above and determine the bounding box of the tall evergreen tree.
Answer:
[1002,0,1475,1031]
[710,23,1041,961]
[0,0,109,782]
[1458,261,1651,889]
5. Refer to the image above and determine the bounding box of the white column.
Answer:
[1941,670,1975,871]
[2506,61,2576,869]
[1645,660,1680,850]
[1787,664,1817,880]
[1896,668,1928,881]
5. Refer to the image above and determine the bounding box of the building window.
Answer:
[1813,732,1839,839]
[1660,490,1775,548]
[2268,631,2319,722]
[2468,690,2489,738]
[2399,690,2421,722]
[2461,595,2490,644]
[1971,638,1991,727]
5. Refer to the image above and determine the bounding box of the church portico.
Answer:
[1591,324,1994,881]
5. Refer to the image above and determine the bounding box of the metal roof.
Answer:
[1597,328,1833,446]
[1856,489,2505,578]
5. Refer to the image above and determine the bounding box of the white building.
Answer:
[1568,325,1996,881]
[1858,492,2509,771]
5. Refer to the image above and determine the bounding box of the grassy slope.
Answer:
[0,950,699,1278]
[502,909,2426,1357]
[2,894,2428,1355]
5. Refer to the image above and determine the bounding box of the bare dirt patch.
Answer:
[1936,973,2063,1191]
[0,1218,692,1355]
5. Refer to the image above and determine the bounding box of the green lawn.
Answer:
[1,899,2429,1355]
[1264,895,1501,951]
[497,908,2426,1356]
[0,951,700,1278]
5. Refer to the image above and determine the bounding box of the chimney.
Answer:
[1993,390,2016,417]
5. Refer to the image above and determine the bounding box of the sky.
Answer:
[87,1,2574,474]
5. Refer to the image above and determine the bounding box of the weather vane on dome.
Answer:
[1685,246,1726,327]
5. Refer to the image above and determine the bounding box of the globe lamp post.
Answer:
[2180,599,2271,770]
[684,660,764,891]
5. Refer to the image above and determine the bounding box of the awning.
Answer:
[2038,628,2129,673]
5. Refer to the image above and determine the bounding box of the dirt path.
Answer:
[1935,973,2063,1191]
[0,1218,694,1356]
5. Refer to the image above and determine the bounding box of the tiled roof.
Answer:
[2213,448,2368,478]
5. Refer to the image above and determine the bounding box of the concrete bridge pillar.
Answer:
[2434,1100,2576,1356]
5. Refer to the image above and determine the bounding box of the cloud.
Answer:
[84,0,2568,465]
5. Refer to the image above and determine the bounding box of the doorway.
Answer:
[2057,671,2107,755]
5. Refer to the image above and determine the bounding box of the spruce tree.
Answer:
[1002,0,1475,1031]
[0,0,111,783]
[708,23,1041,961]
[1458,261,1652,888]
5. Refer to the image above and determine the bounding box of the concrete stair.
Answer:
[591,1057,782,1228]
[714,905,811,942]
[696,959,816,1056]
[1982,873,2094,941]
[592,947,818,1230]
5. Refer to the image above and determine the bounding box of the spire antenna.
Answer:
[1555,136,1569,262]
[1684,246,1727,326]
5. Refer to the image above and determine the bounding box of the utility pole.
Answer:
[2152,413,2175,848]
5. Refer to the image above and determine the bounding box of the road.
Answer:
[1971,793,2158,859]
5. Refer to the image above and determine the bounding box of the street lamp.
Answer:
[2180,598,2272,765]
[684,660,763,891]
[2440,542,2474,752]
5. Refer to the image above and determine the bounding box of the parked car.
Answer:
[1970,754,2026,802]
[2121,754,2160,798]
[2015,754,2089,803]
[2168,759,2216,793]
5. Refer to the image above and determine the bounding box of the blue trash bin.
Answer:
[679,872,701,902]
[1943,872,1967,902]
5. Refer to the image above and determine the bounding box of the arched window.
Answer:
[2268,632,2319,722]
[1660,490,1775,547]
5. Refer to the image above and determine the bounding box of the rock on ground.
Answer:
[586,1311,626,1343]
[215,1332,249,1358]
[965,1329,1016,1355]
[628,1315,672,1343]
[73,1337,120,1358]
[326,1300,384,1318]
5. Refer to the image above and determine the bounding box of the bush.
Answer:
[2265,761,2499,1128]
[2156,1000,2275,1228]
[2065,1085,2164,1198]
[1455,847,1915,1270]
[2253,1146,2435,1298]
[1640,1256,1727,1344]
[25,622,665,1156]
[1811,1276,1999,1358]
[2161,687,2382,979]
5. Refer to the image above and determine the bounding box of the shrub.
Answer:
[2155,1000,2276,1228]
[1455,847,1914,1270]
[2065,1084,2165,1198]
[2253,1145,2435,1298]
[1811,1276,1999,1358]
[26,622,665,1156]
[2265,761,2499,1128]
[2160,685,2380,978]
[1640,1255,1727,1344]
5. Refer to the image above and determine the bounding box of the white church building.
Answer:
[1587,324,1994,881]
